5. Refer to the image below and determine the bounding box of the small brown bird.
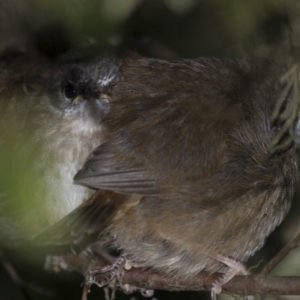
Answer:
[37,51,298,298]
[0,33,298,298]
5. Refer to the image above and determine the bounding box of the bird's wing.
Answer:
[74,143,156,195]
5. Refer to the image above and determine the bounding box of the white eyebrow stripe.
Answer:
[98,75,115,86]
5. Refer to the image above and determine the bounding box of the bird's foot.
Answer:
[85,255,126,287]
[210,255,248,300]
[84,255,154,297]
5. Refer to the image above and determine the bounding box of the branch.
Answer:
[55,246,300,297]
[260,230,300,275]
[121,269,300,296]
[0,248,33,300]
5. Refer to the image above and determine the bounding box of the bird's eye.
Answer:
[64,84,78,100]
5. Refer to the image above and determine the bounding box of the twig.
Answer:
[260,230,300,276]
[81,285,90,300]
[121,268,300,296]
[280,64,299,82]
[74,244,300,297]
[271,78,293,123]
[269,64,300,154]
[0,248,32,300]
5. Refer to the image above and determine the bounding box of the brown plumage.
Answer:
[0,35,298,297]
[74,57,297,275]
[38,54,298,297]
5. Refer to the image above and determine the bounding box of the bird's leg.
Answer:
[84,255,154,297]
[210,255,248,300]
[85,255,126,287]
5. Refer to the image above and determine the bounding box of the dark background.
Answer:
[0,1,299,299]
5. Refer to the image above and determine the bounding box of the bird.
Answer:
[0,31,298,298]
[36,51,299,298]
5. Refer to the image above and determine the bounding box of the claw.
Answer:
[83,255,154,297]
[209,255,248,299]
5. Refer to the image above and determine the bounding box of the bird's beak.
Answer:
[99,93,111,102]
[72,96,82,105]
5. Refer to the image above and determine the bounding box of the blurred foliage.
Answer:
[0,0,297,59]
[0,127,49,241]
[0,0,300,300]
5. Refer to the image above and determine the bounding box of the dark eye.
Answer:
[64,84,78,100]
